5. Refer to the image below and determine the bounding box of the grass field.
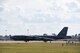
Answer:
[0,43,80,53]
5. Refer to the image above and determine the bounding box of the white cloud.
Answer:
[0,0,80,35]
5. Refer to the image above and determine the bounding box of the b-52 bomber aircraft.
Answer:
[11,27,71,42]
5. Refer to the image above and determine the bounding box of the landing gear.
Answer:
[25,40,29,42]
[43,40,47,43]
[25,41,28,42]
[43,41,52,43]
[50,41,51,43]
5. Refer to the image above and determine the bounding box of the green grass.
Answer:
[0,43,80,53]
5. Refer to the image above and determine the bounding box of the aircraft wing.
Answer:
[35,36,54,41]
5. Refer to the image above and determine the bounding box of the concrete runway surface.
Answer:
[0,40,79,43]
[0,40,74,43]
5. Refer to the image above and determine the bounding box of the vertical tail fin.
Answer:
[57,27,68,37]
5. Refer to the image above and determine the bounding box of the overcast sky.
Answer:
[0,0,80,35]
